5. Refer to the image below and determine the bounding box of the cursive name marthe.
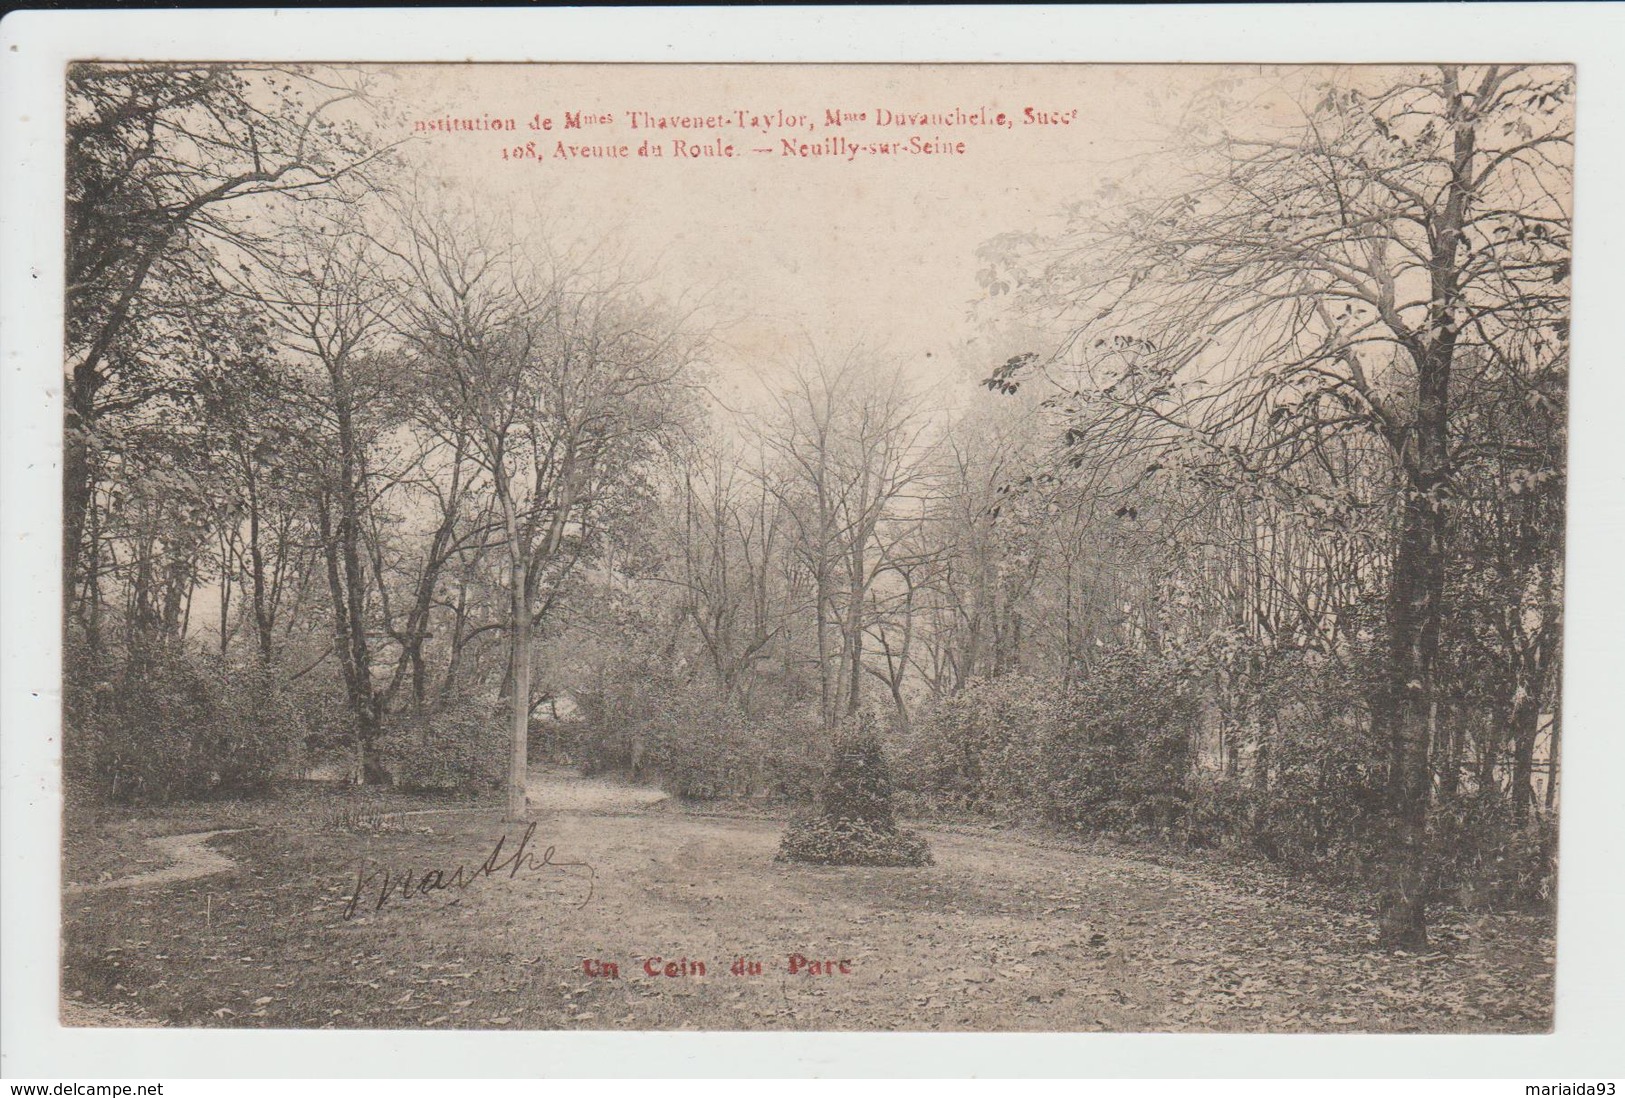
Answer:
[343,823,595,919]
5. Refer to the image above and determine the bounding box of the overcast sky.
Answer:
[380,63,1233,406]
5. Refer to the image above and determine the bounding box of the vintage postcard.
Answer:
[46,56,1569,1036]
[7,7,1623,1082]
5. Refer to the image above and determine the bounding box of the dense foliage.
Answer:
[384,700,508,795]
[891,650,1552,910]
[65,646,304,803]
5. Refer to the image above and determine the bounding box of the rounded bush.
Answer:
[776,712,933,867]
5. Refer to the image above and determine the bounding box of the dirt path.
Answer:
[59,771,675,1028]
[59,769,1553,1032]
[525,768,670,814]
[62,828,253,1028]
[511,810,1551,1032]
[62,770,660,896]
[64,828,253,895]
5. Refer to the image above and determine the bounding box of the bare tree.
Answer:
[760,348,934,727]
[670,441,793,710]
[389,208,703,817]
[981,64,1571,946]
[229,225,399,781]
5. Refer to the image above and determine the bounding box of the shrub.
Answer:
[776,814,934,867]
[65,649,303,803]
[1183,776,1262,851]
[754,709,831,801]
[640,684,761,798]
[385,699,506,795]
[1428,793,1557,911]
[1039,652,1199,835]
[777,712,933,867]
[897,676,1054,816]
[1248,653,1386,869]
[895,657,1200,833]
[568,648,680,777]
[570,653,827,801]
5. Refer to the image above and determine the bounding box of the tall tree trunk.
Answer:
[244,457,275,664]
[1252,710,1271,794]
[846,543,865,718]
[82,483,104,656]
[63,411,94,613]
[507,553,531,820]
[815,566,834,728]
[320,490,382,786]
[1373,373,1452,948]
[1373,508,1442,947]
[336,405,383,784]
[1437,704,1464,800]
[1545,687,1561,811]
[1474,704,1501,794]
[1372,64,1480,951]
[1508,615,1559,821]
[438,584,470,703]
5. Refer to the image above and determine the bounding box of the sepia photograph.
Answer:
[44,53,1573,1040]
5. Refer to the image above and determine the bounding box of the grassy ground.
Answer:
[60,770,1554,1032]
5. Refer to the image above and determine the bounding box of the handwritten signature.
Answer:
[343,823,596,920]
